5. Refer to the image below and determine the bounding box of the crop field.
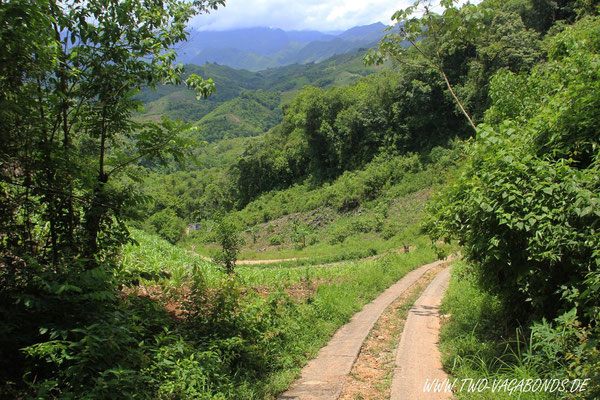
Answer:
[122,228,440,291]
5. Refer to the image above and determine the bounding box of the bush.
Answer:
[213,219,243,274]
[148,208,186,244]
[144,334,228,400]
[20,283,175,399]
[328,225,350,244]
[269,235,283,246]
[429,17,600,397]
[426,17,600,323]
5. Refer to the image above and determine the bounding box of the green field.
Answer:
[117,227,439,398]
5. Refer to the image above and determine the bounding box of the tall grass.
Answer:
[439,261,557,399]
[119,227,441,398]
[122,228,437,289]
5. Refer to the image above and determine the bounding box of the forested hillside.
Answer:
[136,51,380,141]
[1,0,599,399]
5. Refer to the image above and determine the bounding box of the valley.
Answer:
[1,0,599,399]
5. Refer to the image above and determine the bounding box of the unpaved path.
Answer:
[188,252,306,265]
[192,247,414,267]
[278,259,448,400]
[236,257,305,265]
[390,267,452,399]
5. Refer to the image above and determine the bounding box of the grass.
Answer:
[120,227,442,398]
[122,228,438,289]
[182,148,457,263]
[340,263,447,400]
[257,245,439,397]
[439,261,555,400]
[116,146,460,399]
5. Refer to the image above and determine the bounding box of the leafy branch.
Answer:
[365,0,487,132]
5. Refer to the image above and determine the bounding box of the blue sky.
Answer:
[191,0,415,31]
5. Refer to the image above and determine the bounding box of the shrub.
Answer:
[381,224,397,240]
[426,17,600,324]
[148,208,186,244]
[269,235,283,246]
[213,219,243,274]
[328,225,350,244]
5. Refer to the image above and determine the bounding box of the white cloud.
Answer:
[191,0,413,31]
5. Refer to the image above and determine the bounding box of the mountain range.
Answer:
[176,23,387,71]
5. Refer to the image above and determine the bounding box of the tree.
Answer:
[213,218,243,274]
[1,0,222,268]
[425,16,600,323]
[291,219,311,249]
[365,0,488,131]
[0,0,224,390]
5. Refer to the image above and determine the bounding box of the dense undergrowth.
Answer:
[440,261,598,399]
[182,145,460,261]
[3,0,599,398]
[440,262,553,400]
[431,12,600,399]
[13,233,438,399]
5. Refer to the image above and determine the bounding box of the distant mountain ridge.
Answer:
[177,23,387,71]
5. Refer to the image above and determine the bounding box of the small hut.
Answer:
[186,222,202,235]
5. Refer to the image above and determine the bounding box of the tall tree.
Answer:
[0,0,223,388]
[1,0,222,266]
[365,0,488,131]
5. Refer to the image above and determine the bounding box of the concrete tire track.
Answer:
[278,259,448,400]
[390,267,453,399]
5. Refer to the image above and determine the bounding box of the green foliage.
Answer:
[426,16,600,324]
[196,90,283,142]
[269,234,284,246]
[213,218,243,274]
[440,262,555,399]
[0,0,223,395]
[144,332,227,399]
[119,227,437,399]
[231,69,468,204]
[441,262,600,399]
[232,151,448,229]
[173,146,459,267]
[10,263,183,399]
[530,311,600,398]
[430,14,600,397]
[148,208,186,244]
[367,0,549,128]
[291,220,312,249]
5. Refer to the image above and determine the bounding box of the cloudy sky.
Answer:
[191,0,415,32]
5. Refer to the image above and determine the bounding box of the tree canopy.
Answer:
[0,0,223,394]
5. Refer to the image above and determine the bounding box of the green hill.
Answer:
[196,90,282,141]
[136,51,382,141]
[6,0,600,398]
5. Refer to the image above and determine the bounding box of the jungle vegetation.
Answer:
[1,0,598,398]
